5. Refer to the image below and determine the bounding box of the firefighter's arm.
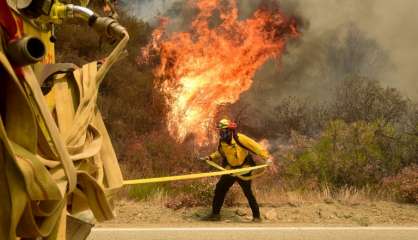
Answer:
[238,133,271,160]
[199,151,222,162]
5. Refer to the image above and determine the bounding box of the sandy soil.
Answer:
[98,200,418,227]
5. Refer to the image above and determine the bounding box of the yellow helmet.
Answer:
[217,118,237,129]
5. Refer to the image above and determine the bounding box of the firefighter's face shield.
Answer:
[219,128,232,142]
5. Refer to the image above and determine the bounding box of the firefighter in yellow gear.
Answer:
[201,118,273,222]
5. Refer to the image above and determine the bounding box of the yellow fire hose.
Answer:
[205,160,267,181]
[123,163,268,185]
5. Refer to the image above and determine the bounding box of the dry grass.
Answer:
[145,188,169,207]
[234,185,394,207]
[120,181,395,210]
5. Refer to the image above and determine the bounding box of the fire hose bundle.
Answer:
[0,1,128,239]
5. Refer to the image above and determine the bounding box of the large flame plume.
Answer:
[141,0,299,145]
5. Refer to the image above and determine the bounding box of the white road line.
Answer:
[93,227,418,232]
[90,227,418,240]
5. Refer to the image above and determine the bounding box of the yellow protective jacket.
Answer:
[209,133,270,167]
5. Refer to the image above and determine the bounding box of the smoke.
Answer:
[120,0,182,23]
[231,0,418,132]
[287,0,418,100]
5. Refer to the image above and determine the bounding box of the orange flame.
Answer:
[141,0,298,145]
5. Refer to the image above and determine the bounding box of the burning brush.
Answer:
[140,0,299,145]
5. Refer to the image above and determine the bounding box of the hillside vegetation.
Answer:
[55,5,418,207]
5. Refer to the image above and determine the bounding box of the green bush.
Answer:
[128,183,168,201]
[282,119,416,188]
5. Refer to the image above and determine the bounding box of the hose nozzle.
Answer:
[6,36,46,66]
[92,17,128,39]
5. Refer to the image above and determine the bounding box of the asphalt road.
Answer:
[88,227,418,240]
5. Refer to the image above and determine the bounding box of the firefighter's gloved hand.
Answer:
[199,156,210,162]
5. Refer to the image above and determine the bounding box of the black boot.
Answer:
[202,213,221,221]
[252,216,262,223]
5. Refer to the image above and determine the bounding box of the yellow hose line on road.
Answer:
[123,164,268,185]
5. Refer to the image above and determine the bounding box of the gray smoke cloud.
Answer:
[120,0,181,23]
[290,0,418,99]
[123,0,418,102]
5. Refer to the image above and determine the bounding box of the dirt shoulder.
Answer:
[98,200,418,227]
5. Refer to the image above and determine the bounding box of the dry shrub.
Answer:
[383,165,418,204]
[272,76,408,138]
[165,182,212,209]
[271,97,328,137]
[164,177,243,209]
[121,130,199,179]
[235,185,384,206]
[332,76,408,125]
